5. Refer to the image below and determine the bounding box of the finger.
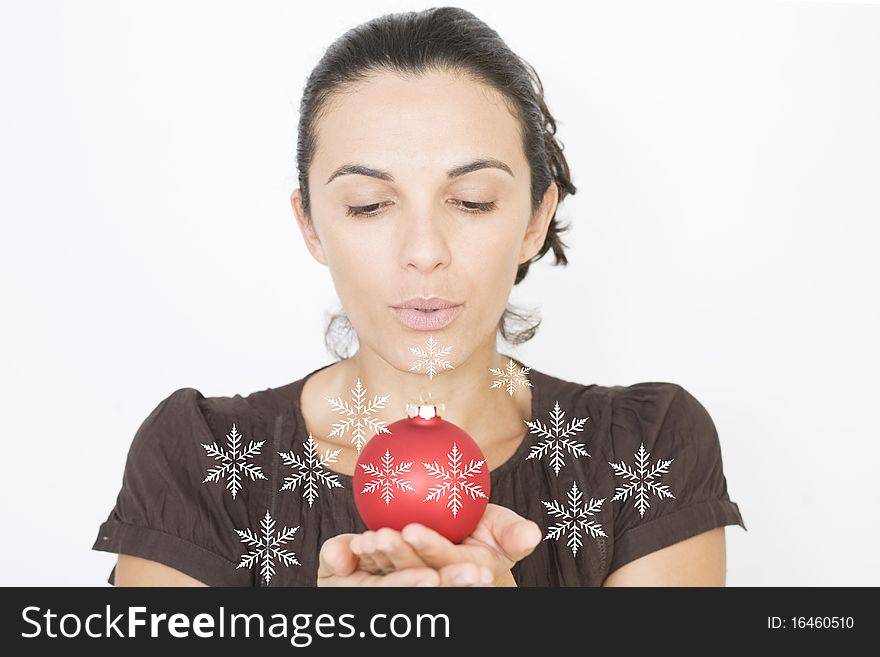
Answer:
[355,528,432,575]
[369,528,399,573]
[317,533,359,579]
[373,527,430,572]
[356,554,384,575]
[400,523,461,569]
[438,563,494,587]
[351,531,387,575]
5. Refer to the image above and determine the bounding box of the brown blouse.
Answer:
[91,359,747,586]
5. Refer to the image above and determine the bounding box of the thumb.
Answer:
[498,518,543,563]
[317,533,359,579]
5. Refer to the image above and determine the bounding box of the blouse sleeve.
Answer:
[606,382,746,575]
[91,387,254,586]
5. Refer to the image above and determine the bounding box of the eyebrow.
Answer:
[324,158,514,185]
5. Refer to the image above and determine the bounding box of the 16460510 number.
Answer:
[767,616,855,630]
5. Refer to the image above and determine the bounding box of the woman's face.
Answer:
[292,69,557,369]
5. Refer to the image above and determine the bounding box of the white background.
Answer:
[1,0,878,586]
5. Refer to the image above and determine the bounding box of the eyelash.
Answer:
[345,199,497,218]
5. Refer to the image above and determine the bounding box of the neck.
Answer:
[338,335,531,443]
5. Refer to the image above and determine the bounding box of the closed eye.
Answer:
[345,200,497,218]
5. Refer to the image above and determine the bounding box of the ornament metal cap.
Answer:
[405,392,445,420]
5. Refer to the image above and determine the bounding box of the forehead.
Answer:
[311,69,524,180]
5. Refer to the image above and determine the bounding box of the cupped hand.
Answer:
[349,503,543,586]
[317,531,494,587]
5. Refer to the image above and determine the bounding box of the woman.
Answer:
[92,6,746,587]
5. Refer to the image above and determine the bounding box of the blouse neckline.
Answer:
[288,357,543,484]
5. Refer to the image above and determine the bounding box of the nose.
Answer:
[397,209,453,273]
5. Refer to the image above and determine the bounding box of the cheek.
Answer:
[458,220,523,273]
[457,226,521,320]
[327,258,383,338]
[321,230,389,312]
[341,245,381,292]
[322,220,386,269]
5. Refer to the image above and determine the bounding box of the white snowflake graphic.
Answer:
[490,358,533,396]
[235,509,300,585]
[359,448,416,506]
[277,434,345,508]
[408,335,454,380]
[422,442,488,518]
[609,442,676,517]
[542,481,606,557]
[525,401,591,476]
[201,422,267,499]
[325,378,392,454]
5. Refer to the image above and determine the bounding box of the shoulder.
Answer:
[528,367,613,418]
[530,369,704,407]
[128,387,212,454]
[601,382,745,574]
[529,371,720,465]
[607,381,718,456]
[129,384,288,460]
[604,381,735,522]
[528,371,700,431]
[610,381,703,417]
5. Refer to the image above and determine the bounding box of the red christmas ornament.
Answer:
[353,398,490,544]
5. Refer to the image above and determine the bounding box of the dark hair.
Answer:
[295,6,576,359]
